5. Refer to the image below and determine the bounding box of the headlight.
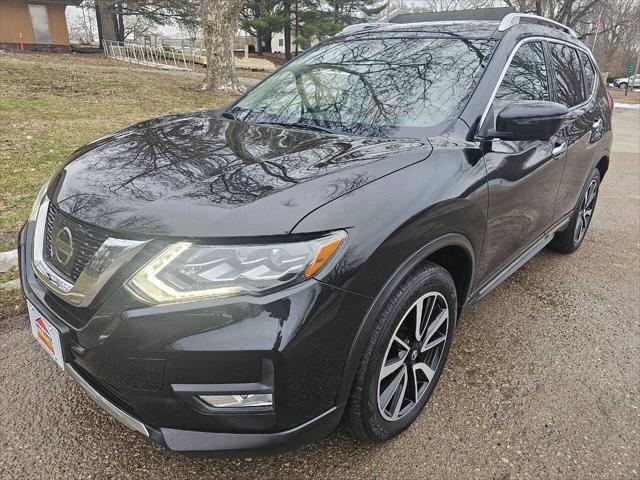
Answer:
[28,181,49,222]
[126,231,346,304]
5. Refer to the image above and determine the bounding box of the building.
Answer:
[0,0,80,53]
[271,31,297,54]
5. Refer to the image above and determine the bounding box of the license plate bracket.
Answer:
[28,301,64,369]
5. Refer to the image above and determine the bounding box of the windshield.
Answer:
[231,36,495,138]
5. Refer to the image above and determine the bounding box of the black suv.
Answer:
[20,14,612,456]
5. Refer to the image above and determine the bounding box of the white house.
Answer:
[271,30,297,54]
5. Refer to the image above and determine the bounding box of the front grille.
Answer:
[44,204,109,282]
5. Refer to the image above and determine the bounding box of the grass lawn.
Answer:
[608,86,640,104]
[0,51,245,251]
[0,51,246,315]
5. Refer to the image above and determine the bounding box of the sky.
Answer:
[66,5,184,42]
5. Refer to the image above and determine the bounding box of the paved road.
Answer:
[1,110,638,479]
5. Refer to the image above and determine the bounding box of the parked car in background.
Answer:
[20,13,612,456]
[613,74,640,89]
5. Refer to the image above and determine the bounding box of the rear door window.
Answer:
[579,51,597,99]
[550,43,585,107]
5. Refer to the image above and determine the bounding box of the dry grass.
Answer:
[0,51,240,253]
[608,86,640,104]
[0,50,243,314]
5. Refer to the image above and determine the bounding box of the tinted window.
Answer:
[495,41,550,105]
[232,38,495,137]
[579,51,596,98]
[551,44,584,107]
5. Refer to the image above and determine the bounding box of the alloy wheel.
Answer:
[574,178,598,244]
[377,292,449,422]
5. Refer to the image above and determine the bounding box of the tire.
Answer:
[550,168,601,254]
[345,262,457,442]
[618,82,628,89]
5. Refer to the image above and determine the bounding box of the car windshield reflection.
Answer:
[231,37,496,138]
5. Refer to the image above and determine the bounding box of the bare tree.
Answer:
[200,0,247,94]
[589,0,640,74]
[503,0,600,29]
[502,0,639,74]
[67,4,97,44]
[415,0,497,11]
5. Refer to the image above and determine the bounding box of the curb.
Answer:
[0,249,18,273]
[0,279,20,291]
[614,103,640,110]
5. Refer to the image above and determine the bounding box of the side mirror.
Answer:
[482,101,568,141]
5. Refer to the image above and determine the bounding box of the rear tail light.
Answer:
[606,91,614,109]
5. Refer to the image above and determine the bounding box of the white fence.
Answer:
[102,40,204,70]
[103,40,278,73]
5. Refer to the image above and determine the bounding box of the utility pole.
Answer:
[591,13,601,51]
[626,55,639,97]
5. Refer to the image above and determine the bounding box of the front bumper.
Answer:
[19,222,370,455]
[64,360,343,456]
[64,362,149,437]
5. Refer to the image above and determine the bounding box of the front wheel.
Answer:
[618,82,628,89]
[550,168,600,254]
[345,262,457,442]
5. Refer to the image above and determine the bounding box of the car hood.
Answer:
[51,112,432,237]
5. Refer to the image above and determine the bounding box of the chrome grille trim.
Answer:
[32,199,148,308]
[44,203,110,282]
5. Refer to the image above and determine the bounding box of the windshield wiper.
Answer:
[221,111,237,120]
[258,121,336,135]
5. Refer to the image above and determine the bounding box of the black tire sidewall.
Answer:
[356,264,457,441]
[569,168,601,251]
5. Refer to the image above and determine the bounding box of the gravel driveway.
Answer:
[1,110,638,479]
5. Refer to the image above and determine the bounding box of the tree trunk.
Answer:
[294,0,299,56]
[284,0,292,61]
[116,3,125,42]
[256,32,264,55]
[200,0,246,94]
[96,0,118,43]
[95,2,104,45]
[262,31,273,53]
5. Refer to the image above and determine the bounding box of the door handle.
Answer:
[552,142,567,157]
[593,118,603,129]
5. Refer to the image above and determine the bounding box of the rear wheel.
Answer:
[550,168,600,254]
[345,262,457,442]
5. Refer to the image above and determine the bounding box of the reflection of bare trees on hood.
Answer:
[55,112,429,225]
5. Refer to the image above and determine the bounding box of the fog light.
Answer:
[199,393,273,408]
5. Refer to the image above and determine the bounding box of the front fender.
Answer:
[293,148,488,299]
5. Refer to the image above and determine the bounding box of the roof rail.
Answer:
[498,13,578,38]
